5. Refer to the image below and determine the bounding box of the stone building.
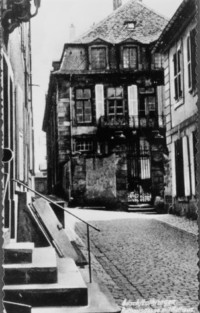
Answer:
[1,1,40,240]
[154,0,198,218]
[43,0,169,209]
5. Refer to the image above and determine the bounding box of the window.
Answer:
[123,47,137,69]
[173,48,183,100]
[139,88,156,116]
[107,87,124,118]
[75,88,92,123]
[187,29,196,90]
[76,139,93,152]
[91,47,106,69]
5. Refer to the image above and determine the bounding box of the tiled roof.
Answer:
[75,0,168,45]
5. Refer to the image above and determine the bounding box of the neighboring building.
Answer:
[43,0,169,209]
[1,1,40,240]
[35,161,48,194]
[154,0,198,218]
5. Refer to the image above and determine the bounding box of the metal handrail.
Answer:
[12,178,100,283]
[12,178,100,232]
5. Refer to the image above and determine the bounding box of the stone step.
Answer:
[31,282,120,313]
[4,242,35,264]
[3,300,32,313]
[3,257,88,307]
[128,204,155,212]
[3,247,57,285]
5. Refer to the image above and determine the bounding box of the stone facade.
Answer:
[1,1,40,240]
[155,0,198,218]
[43,0,168,210]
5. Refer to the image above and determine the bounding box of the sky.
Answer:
[31,0,183,172]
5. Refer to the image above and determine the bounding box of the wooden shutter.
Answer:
[190,28,196,89]
[95,84,104,121]
[128,85,138,127]
[171,142,176,196]
[157,86,163,127]
[182,136,191,196]
[189,132,196,195]
[175,139,185,197]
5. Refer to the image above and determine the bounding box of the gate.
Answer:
[127,138,152,203]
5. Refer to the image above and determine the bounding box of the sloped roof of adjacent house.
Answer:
[74,0,168,45]
[153,0,196,52]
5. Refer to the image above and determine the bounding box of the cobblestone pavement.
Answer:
[65,210,198,312]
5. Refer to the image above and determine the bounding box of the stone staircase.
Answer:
[3,214,120,313]
[128,203,155,212]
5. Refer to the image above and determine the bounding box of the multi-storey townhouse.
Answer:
[154,0,198,218]
[43,0,168,210]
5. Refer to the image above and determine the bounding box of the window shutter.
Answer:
[128,85,138,126]
[189,132,196,195]
[95,84,104,121]
[190,28,196,89]
[182,136,191,196]
[157,86,163,127]
[171,142,176,196]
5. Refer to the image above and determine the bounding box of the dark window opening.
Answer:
[173,49,183,100]
[123,47,137,69]
[91,47,106,69]
[75,88,92,123]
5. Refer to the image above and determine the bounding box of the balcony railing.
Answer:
[99,115,165,129]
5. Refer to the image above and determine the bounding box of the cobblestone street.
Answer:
[65,209,198,312]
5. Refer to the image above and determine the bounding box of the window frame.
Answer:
[89,45,109,70]
[122,45,138,69]
[75,138,94,153]
[187,28,197,92]
[173,43,184,107]
[75,88,93,125]
[106,86,125,118]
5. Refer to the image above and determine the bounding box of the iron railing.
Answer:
[99,115,165,129]
[12,178,100,283]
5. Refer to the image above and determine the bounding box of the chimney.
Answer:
[69,24,76,42]
[113,0,122,10]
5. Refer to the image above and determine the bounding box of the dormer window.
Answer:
[124,21,136,30]
[123,46,137,69]
[91,47,107,69]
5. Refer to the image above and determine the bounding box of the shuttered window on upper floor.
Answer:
[75,88,92,123]
[187,28,196,91]
[173,47,183,101]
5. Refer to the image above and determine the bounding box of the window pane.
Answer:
[123,48,129,68]
[173,53,177,75]
[177,50,181,73]
[107,88,115,98]
[116,87,123,97]
[83,89,91,98]
[91,48,106,69]
[76,89,83,99]
[129,48,137,68]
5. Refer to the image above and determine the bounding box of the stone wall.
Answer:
[70,153,128,209]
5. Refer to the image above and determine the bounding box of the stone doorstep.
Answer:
[4,242,35,264]
[3,247,57,285]
[31,283,120,313]
[3,255,88,307]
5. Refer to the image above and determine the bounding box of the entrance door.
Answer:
[128,138,152,203]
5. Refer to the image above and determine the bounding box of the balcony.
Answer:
[99,115,165,129]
